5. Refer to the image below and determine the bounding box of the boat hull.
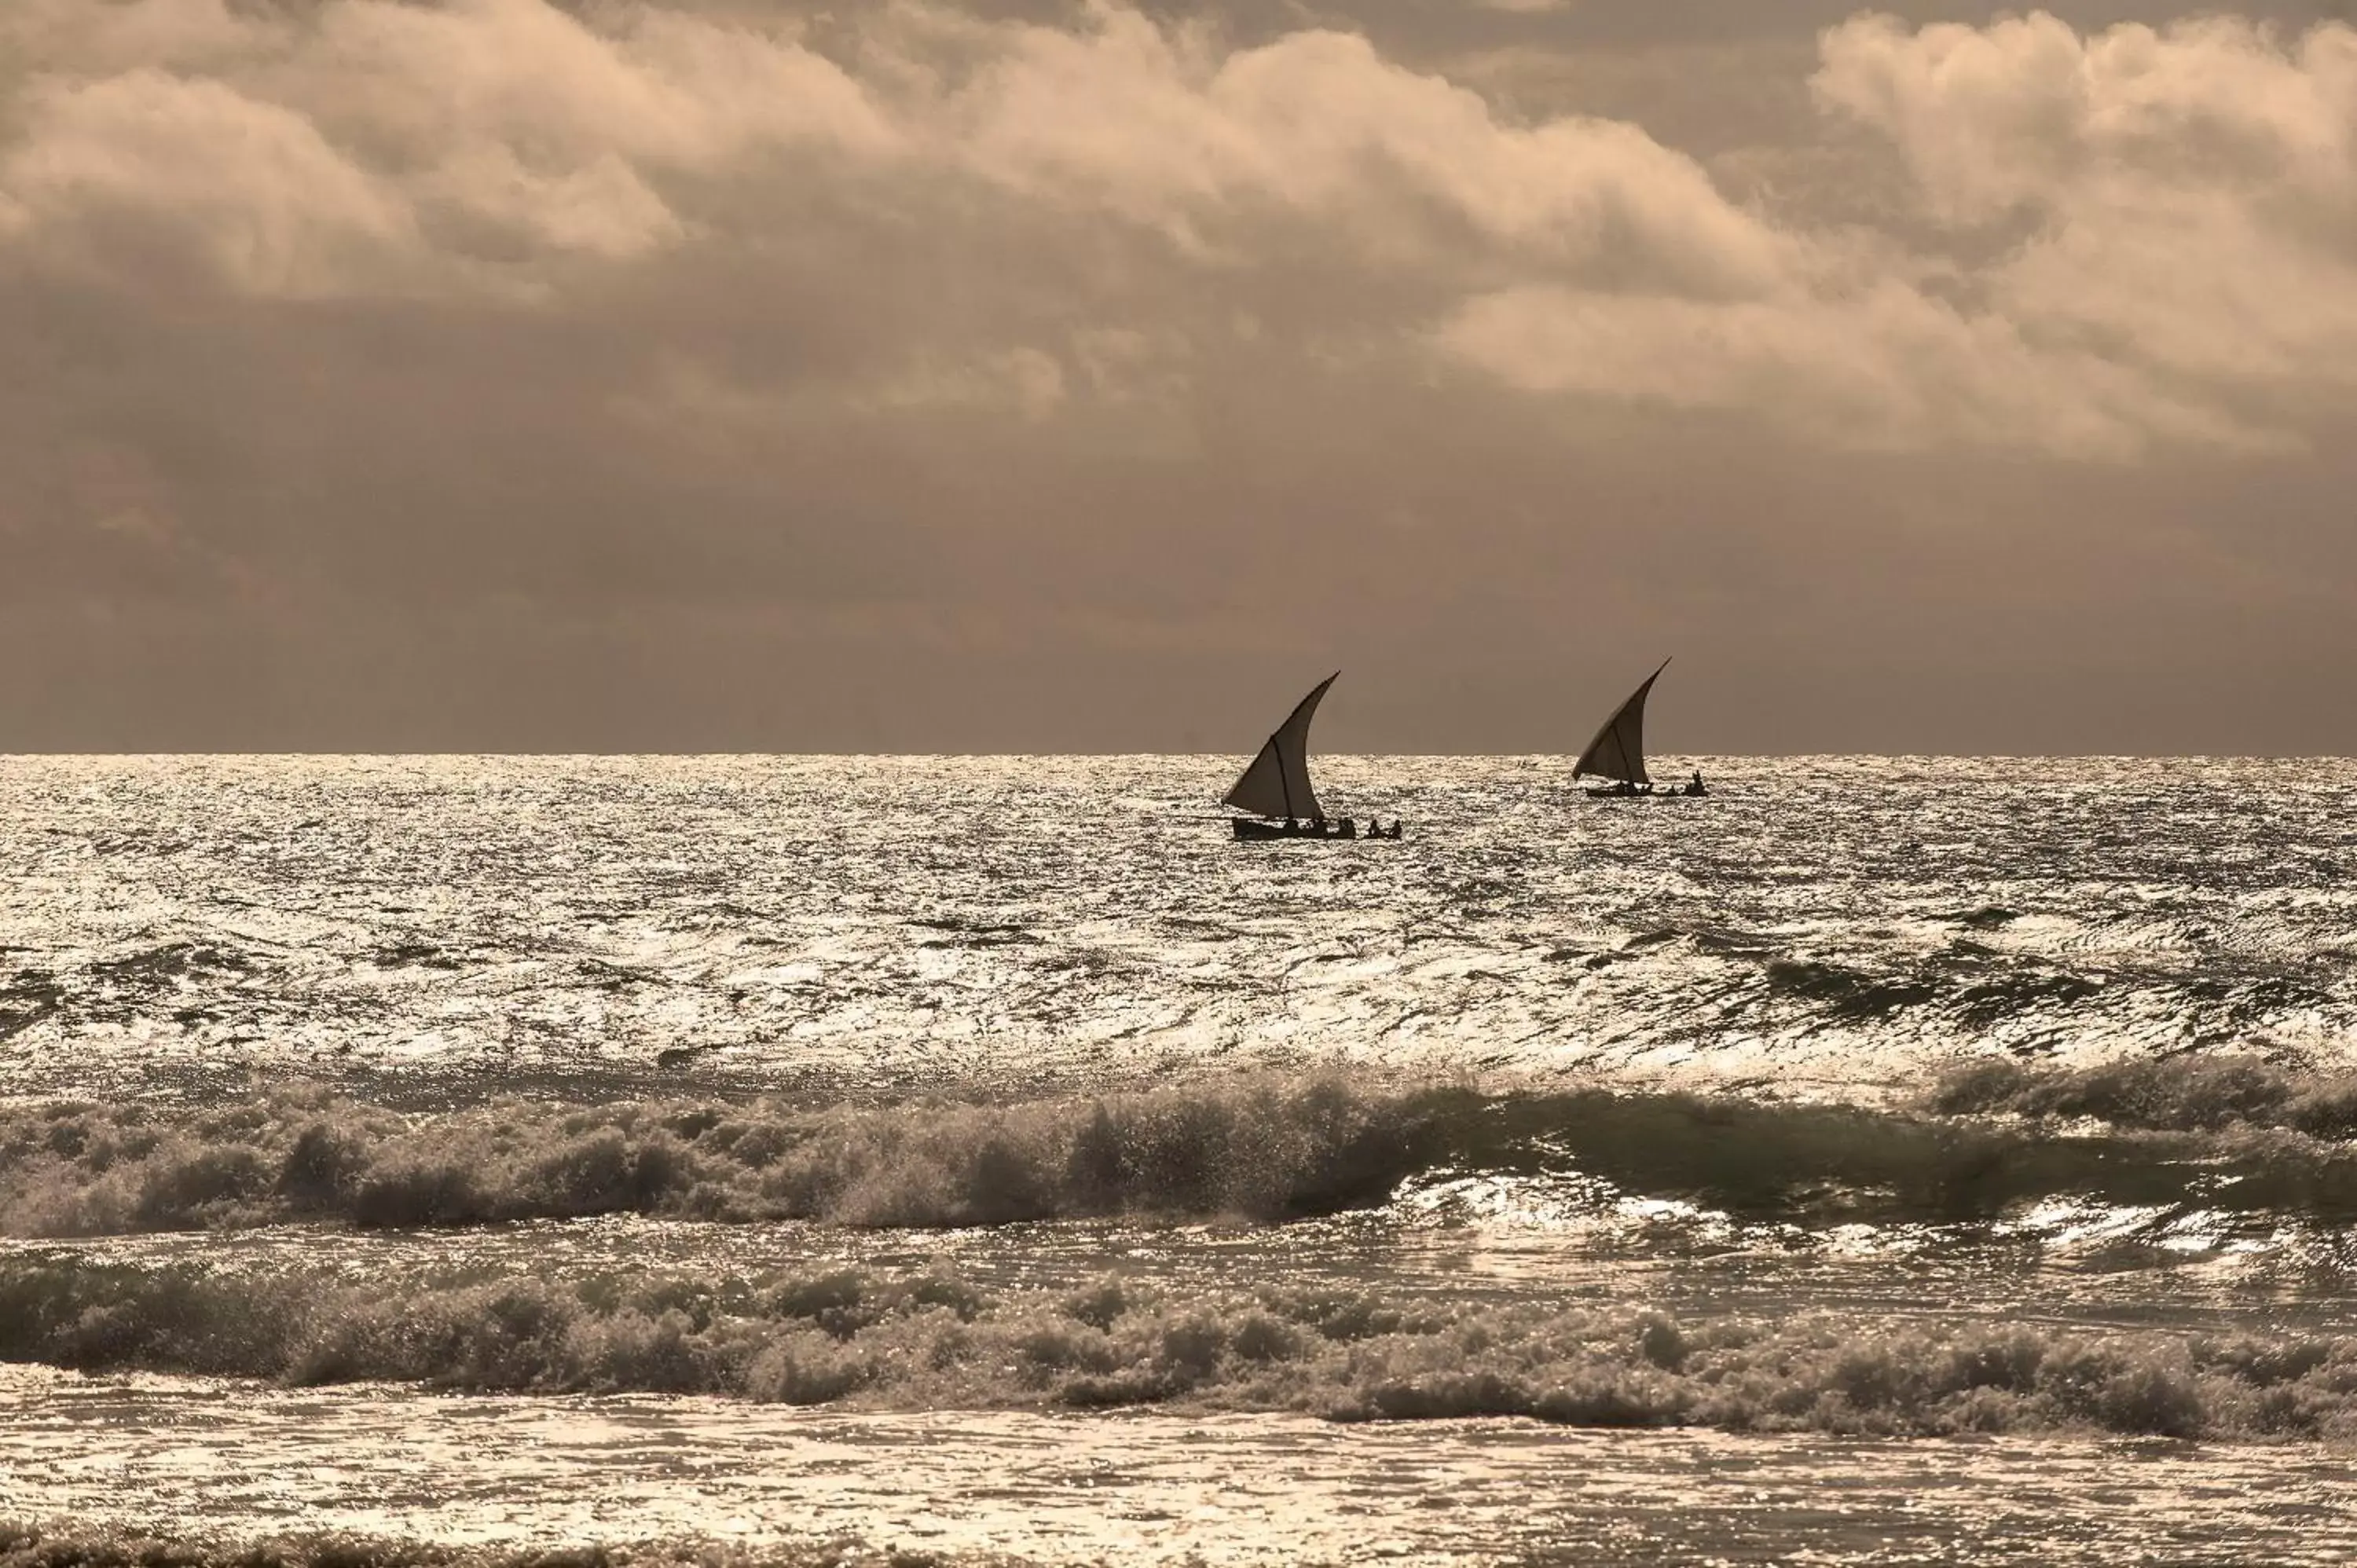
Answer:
[1583,786,1706,800]
[1231,819,1402,841]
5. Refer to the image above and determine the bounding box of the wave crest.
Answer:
[0,1078,1451,1236]
[9,1059,2357,1240]
[1927,1056,2357,1137]
[2,1255,2351,1442]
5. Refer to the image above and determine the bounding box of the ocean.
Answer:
[3,754,2355,1565]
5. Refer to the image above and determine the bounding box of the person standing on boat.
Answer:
[1688,770,1706,797]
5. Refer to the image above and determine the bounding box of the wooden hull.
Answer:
[1584,786,1706,800]
[1232,819,1402,841]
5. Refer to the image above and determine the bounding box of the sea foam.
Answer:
[6,1063,2357,1240]
[1,1252,2348,1441]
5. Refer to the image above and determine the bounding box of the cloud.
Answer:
[1813,13,2357,229]
[1433,280,2270,458]
[0,0,893,292]
[9,2,2357,752]
[1812,12,2357,434]
[937,11,1793,296]
[0,70,419,296]
[291,0,896,174]
[2,3,2347,459]
[1442,11,2357,456]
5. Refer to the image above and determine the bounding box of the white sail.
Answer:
[1224,673,1337,820]
[1573,658,1670,786]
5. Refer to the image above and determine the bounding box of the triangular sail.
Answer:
[1224,672,1338,820]
[1573,658,1670,786]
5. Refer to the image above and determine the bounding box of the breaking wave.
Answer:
[2,1252,2351,1441]
[9,1060,2357,1239]
[0,1077,1439,1236]
[1928,1055,2357,1137]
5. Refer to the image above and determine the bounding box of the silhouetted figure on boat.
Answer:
[1685,771,1707,797]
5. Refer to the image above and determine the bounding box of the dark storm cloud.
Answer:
[1,0,2353,750]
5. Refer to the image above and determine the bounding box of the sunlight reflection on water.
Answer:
[2,755,2354,1105]
[6,757,2357,1563]
[5,1366,2356,1566]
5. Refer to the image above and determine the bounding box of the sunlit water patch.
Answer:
[3,756,2354,1101]
[7,1371,2357,1566]
[4,756,2357,1562]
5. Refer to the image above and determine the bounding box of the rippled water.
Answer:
[3,756,2356,1564]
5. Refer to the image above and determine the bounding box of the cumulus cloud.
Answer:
[1811,12,2357,440]
[288,0,896,174]
[0,0,894,291]
[1,70,418,296]
[2,2,2350,457]
[939,13,1794,293]
[3,2,2357,749]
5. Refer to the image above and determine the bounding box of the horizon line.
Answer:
[3,750,2353,763]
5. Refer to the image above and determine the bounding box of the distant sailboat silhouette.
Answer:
[1574,659,1704,799]
[1224,674,1399,840]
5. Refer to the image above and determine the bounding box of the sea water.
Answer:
[2,755,2356,1565]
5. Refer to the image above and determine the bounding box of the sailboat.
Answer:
[1573,658,1704,800]
[1223,673,1399,840]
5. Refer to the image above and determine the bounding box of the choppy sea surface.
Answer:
[5,754,2357,1566]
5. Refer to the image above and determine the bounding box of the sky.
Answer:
[3,0,2355,754]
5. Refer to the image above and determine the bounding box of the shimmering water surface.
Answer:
[4,755,2357,1565]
